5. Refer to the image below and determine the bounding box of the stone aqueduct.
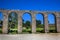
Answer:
[0,10,60,34]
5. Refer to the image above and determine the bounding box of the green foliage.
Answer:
[22,20,31,33]
[22,27,31,33]
[36,20,41,27]
[49,25,56,33]
[0,28,2,33]
[0,20,3,24]
[25,21,31,28]
[0,20,3,28]
[8,13,18,34]
[0,20,3,33]
[22,20,31,28]
[36,20,44,33]
[36,27,44,33]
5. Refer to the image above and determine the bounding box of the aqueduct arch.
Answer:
[35,13,44,33]
[0,10,60,34]
[48,13,57,32]
[22,12,32,33]
[8,12,18,33]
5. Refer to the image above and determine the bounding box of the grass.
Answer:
[36,28,44,31]
[22,27,32,33]
[8,29,18,34]
[49,26,56,30]
[36,27,44,33]
[0,26,57,34]
[49,26,56,33]
[0,28,2,34]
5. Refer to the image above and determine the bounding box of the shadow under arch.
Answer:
[0,12,4,34]
[35,13,45,33]
[48,13,57,33]
[22,12,32,33]
[8,12,18,34]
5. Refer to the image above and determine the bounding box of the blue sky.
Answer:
[0,0,60,11]
[0,0,60,24]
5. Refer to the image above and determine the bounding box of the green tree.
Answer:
[8,13,18,28]
[22,19,25,27]
[25,21,31,29]
[36,20,41,27]
[0,20,3,28]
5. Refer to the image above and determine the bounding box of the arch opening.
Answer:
[48,13,57,33]
[22,12,32,33]
[8,12,18,34]
[36,13,44,33]
[0,12,3,34]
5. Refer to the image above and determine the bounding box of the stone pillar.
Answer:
[18,12,22,33]
[44,14,49,33]
[32,13,36,33]
[2,12,8,34]
[56,13,60,33]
